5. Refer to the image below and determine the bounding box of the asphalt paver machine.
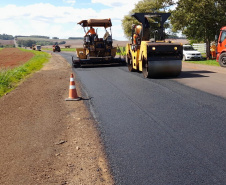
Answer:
[72,18,124,67]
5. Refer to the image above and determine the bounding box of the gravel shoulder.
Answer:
[0,53,114,184]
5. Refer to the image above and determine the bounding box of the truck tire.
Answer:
[219,53,226,67]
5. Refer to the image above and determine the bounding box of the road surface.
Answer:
[60,51,226,184]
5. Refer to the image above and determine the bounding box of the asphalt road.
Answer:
[59,52,226,184]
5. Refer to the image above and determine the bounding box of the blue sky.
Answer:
[0,0,140,40]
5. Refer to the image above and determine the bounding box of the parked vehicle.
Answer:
[216,26,226,67]
[183,45,202,61]
[36,45,41,51]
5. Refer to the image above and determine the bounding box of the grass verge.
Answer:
[116,46,126,56]
[0,49,50,97]
[184,59,220,67]
[42,48,76,52]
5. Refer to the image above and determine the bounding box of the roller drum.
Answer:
[143,60,182,78]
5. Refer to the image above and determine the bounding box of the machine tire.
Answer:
[126,53,134,72]
[219,53,226,67]
[142,58,151,78]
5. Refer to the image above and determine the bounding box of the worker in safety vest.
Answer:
[210,43,216,59]
[85,26,96,43]
[133,25,142,45]
[85,26,96,36]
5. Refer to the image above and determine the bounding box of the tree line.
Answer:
[17,40,66,47]
[15,35,50,39]
[0,34,14,40]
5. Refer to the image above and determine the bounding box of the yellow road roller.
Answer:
[126,13,183,78]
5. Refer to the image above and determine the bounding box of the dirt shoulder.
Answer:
[0,53,114,184]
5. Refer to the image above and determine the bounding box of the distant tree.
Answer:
[30,35,50,39]
[170,0,226,58]
[68,37,83,40]
[17,40,36,47]
[0,34,14,40]
[121,0,174,40]
[59,41,66,44]
[52,37,59,39]
[36,41,54,46]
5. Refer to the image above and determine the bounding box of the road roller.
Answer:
[126,13,183,78]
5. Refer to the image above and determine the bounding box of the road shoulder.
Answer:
[0,53,114,184]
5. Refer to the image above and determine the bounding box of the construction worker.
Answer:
[103,30,110,40]
[133,25,142,45]
[85,26,96,36]
[210,42,216,59]
[85,26,96,43]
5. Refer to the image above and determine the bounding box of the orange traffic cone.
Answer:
[65,73,81,101]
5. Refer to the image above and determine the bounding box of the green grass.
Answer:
[0,49,50,97]
[42,48,76,52]
[61,48,76,52]
[184,59,220,67]
[116,46,126,56]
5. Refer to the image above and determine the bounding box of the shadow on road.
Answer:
[178,70,216,78]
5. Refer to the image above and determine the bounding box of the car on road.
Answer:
[183,45,202,61]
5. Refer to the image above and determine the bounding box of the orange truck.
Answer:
[216,26,226,67]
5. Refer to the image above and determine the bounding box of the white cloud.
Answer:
[0,2,139,40]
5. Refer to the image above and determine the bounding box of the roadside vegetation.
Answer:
[42,48,76,52]
[184,60,220,66]
[116,46,126,56]
[0,49,50,97]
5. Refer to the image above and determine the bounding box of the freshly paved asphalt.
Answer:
[59,52,226,184]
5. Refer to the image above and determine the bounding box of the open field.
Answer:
[0,48,50,97]
[0,39,14,45]
[0,48,34,68]
[16,37,129,48]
